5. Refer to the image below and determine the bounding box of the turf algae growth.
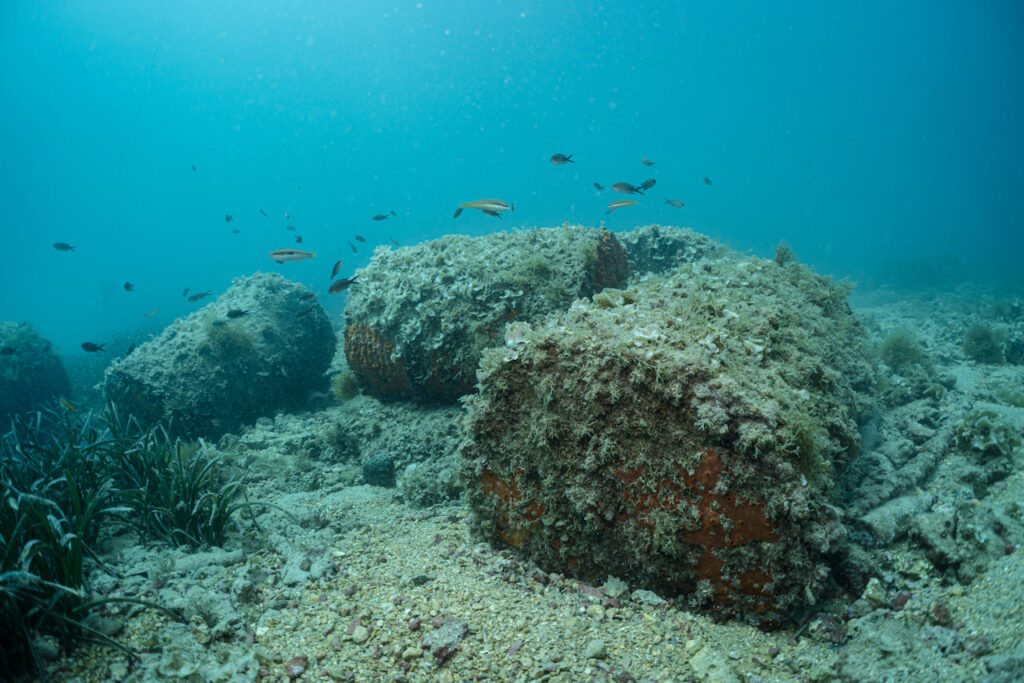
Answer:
[103,273,336,440]
[343,225,629,402]
[460,251,874,627]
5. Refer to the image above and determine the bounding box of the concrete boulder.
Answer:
[460,251,874,626]
[343,225,629,402]
[0,321,71,426]
[104,272,336,439]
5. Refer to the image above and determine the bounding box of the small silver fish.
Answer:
[606,200,638,214]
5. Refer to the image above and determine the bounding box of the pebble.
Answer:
[351,624,370,643]
[583,639,607,659]
[283,654,307,679]
[863,577,887,606]
[402,646,423,660]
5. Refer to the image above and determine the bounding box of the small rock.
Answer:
[689,645,739,683]
[422,620,469,665]
[108,661,129,680]
[630,589,667,607]
[351,625,371,643]
[862,577,887,606]
[363,454,395,487]
[402,646,423,661]
[283,655,307,679]
[583,639,607,659]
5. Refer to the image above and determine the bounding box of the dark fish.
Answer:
[124,282,134,292]
[372,211,396,221]
[226,309,247,318]
[53,242,76,251]
[329,276,358,294]
[232,229,241,234]
[354,234,366,243]
[225,215,234,223]
[593,182,605,191]
[390,238,400,247]
[638,179,656,191]
[260,209,268,217]
[299,291,317,301]
[481,209,502,218]
[550,153,574,165]
[183,288,190,298]
[211,320,226,327]
[330,259,344,279]
[191,165,196,172]
[125,343,136,356]
[348,241,357,253]
[81,342,105,353]
[295,306,316,318]
[286,225,297,231]
[611,182,644,195]
[453,207,464,218]
[665,199,685,208]
[295,235,303,244]
[641,158,655,166]
[704,177,712,185]
[1,346,15,355]
[187,290,212,302]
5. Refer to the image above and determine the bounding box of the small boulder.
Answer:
[104,273,335,439]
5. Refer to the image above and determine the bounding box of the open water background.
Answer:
[1,1,1022,354]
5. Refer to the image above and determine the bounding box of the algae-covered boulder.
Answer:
[460,252,874,627]
[343,225,629,402]
[0,321,71,426]
[104,273,335,440]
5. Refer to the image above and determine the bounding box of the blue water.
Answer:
[2,1,1022,355]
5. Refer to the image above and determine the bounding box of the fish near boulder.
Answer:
[460,249,873,627]
[103,273,336,439]
[269,248,316,263]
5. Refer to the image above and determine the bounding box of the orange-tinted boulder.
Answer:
[461,252,873,626]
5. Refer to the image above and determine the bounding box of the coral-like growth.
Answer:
[773,241,796,266]
[879,327,927,374]
[330,370,360,402]
[962,323,1004,364]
